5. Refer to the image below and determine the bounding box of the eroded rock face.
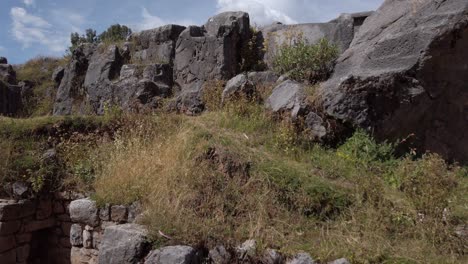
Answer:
[83,45,124,114]
[132,24,186,64]
[322,0,468,163]
[173,12,251,114]
[54,44,96,115]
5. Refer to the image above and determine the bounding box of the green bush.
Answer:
[273,36,339,83]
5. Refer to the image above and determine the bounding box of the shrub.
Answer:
[273,36,339,83]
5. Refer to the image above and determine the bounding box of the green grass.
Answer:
[0,115,119,195]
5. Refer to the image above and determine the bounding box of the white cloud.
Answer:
[134,8,195,31]
[216,0,298,25]
[23,0,35,7]
[10,7,69,53]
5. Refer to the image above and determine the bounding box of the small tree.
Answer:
[68,28,99,53]
[67,25,131,54]
[99,24,132,43]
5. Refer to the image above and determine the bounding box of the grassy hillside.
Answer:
[87,98,467,263]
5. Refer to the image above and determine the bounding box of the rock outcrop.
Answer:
[132,24,186,65]
[322,0,468,163]
[54,44,96,115]
[173,12,251,114]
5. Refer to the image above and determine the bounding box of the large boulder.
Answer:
[265,80,308,118]
[173,12,251,114]
[53,44,96,115]
[98,224,150,264]
[0,57,7,64]
[322,0,468,163]
[261,12,373,68]
[132,24,186,65]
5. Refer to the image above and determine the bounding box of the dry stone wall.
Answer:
[0,192,81,264]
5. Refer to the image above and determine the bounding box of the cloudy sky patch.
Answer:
[0,0,383,63]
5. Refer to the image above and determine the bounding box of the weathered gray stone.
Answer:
[92,231,101,250]
[0,221,21,235]
[70,224,83,246]
[15,233,32,244]
[322,0,468,163]
[98,224,150,264]
[112,63,173,112]
[222,71,279,103]
[144,245,199,264]
[0,200,34,221]
[23,218,56,232]
[110,205,128,223]
[209,245,231,264]
[305,112,327,140]
[0,235,15,253]
[287,253,315,264]
[131,24,186,64]
[16,244,30,262]
[54,43,96,115]
[11,182,29,198]
[247,71,278,85]
[222,73,252,103]
[0,249,16,263]
[84,45,124,115]
[265,80,307,118]
[36,199,52,220]
[99,204,110,221]
[173,12,250,114]
[53,201,65,214]
[263,249,283,264]
[52,66,65,85]
[83,229,93,249]
[328,258,350,264]
[71,247,98,264]
[127,202,142,223]
[69,198,99,227]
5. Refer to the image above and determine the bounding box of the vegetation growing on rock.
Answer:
[273,35,339,83]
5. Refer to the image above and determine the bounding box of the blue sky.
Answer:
[0,0,384,64]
